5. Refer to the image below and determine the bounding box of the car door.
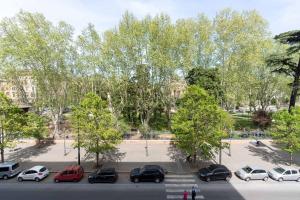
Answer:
[64,170,74,181]
[24,170,36,180]
[213,169,226,180]
[251,170,261,180]
[98,172,107,183]
[283,170,292,180]
[291,170,298,180]
[141,170,154,182]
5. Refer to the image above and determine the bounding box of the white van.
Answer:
[0,162,21,179]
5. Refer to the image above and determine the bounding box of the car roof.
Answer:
[64,165,82,171]
[244,165,265,170]
[100,168,116,173]
[29,166,46,171]
[0,162,18,167]
[143,165,162,168]
[209,164,228,170]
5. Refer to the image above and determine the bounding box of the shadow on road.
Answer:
[246,141,300,166]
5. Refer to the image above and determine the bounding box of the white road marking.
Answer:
[165,179,196,183]
[165,184,198,188]
[166,195,204,199]
[166,189,201,193]
[165,175,195,178]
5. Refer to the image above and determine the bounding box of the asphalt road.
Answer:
[1,174,300,200]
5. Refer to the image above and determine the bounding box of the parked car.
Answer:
[54,165,84,183]
[268,167,300,182]
[0,162,21,180]
[235,166,268,181]
[198,164,232,182]
[17,166,49,182]
[88,168,118,183]
[130,165,165,183]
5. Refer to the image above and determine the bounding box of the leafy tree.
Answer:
[0,92,24,162]
[271,107,300,165]
[252,110,271,130]
[267,30,300,112]
[172,86,233,162]
[0,11,75,137]
[186,67,223,103]
[71,93,122,167]
[23,112,49,143]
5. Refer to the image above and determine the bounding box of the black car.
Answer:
[130,165,165,183]
[198,164,232,182]
[88,168,118,183]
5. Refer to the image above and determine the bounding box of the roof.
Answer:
[30,165,46,171]
[64,165,82,171]
[0,162,18,167]
[101,168,116,173]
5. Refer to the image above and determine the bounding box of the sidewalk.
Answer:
[4,139,300,173]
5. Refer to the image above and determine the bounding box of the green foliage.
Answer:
[267,30,300,111]
[23,112,48,142]
[186,67,224,103]
[172,86,233,161]
[0,92,25,162]
[232,114,256,130]
[271,107,300,164]
[71,92,122,166]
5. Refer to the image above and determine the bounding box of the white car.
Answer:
[268,167,300,182]
[235,165,268,181]
[17,166,49,182]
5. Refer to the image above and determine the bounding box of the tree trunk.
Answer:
[166,105,171,129]
[289,152,293,166]
[96,152,99,167]
[0,147,4,163]
[193,152,196,163]
[288,57,300,113]
[0,124,4,163]
[219,146,222,164]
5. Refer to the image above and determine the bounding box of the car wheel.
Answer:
[35,177,40,182]
[54,179,59,183]
[155,178,160,183]
[206,177,210,182]
[18,177,23,182]
[73,179,78,182]
[134,178,139,183]
[225,176,231,182]
[245,177,250,182]
[278,177,283,182]
[3,175,8,180]
[263,177,268,181]
[297,177,300,182]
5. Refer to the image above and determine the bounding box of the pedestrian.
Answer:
[192,186,196,200]
[183,190,188,200]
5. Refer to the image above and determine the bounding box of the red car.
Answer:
[54,165,84,183]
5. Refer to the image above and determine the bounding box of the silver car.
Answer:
[268,167,300,182]
[235,166,268,181]
[17,166,49,182]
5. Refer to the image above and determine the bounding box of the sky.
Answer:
[0,0,299,36]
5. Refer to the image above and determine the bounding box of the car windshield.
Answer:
[207,165,217,172]
[39,167,46,172]
[274,167,285,174]
[242,166,253,173]
[12,163,19,170]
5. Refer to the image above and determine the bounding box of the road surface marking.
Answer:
[165,179,196,183]
[166,195,204,199]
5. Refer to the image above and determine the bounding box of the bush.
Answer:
[252,110,272,130]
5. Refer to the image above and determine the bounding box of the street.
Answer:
[1,173,300,200]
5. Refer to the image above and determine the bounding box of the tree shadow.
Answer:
[6,139,55,162]
[246,141,300,166]
[167,142,215,172]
